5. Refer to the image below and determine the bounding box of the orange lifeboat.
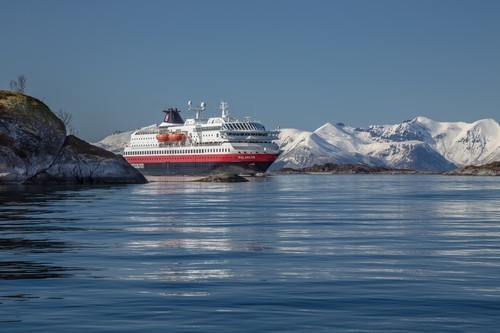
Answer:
[170,133,185,141]
[156,133,170,142]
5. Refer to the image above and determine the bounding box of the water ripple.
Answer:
[1,176,499,332]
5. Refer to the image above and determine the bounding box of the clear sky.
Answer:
[1,0,499,141]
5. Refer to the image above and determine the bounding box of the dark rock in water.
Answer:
[196,173,249,182]
[0,90,147,184]
[444,162,500,176]
[25,135,147,184]
[0,90,66,183]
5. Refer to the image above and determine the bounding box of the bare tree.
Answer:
[56,108,78,135]
[10,75,27,93]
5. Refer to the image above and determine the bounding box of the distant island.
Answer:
[274,163,423,174]
[444,161,500,176]
[274,162,499,176]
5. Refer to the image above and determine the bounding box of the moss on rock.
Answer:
[0,90,65,135]
[0,90,66,183]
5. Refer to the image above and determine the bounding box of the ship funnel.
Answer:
[163,107,184,124]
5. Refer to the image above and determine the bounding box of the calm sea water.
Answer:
[1,175,499,332]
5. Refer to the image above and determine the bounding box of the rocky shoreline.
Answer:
[443,162,500,176]
[23,135,147,184]
[274,163,433,175]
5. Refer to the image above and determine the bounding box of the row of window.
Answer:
[130,140,274,150]
[130,156,231,161]
[222,122,265,131]
[199,126,220,131]
[225,132,271,137]
[201,132,220,137]
[124,148,231,156]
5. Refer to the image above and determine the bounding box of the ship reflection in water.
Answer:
[125,225,272,283]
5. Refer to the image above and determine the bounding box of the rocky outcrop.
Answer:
[0,91,147,184]
[196,173,249,182]
[25,136,147,184]
[444,162,500,176]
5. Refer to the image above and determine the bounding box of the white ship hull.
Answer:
[124,101,280,181]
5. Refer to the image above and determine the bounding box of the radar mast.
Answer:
[220,100,229,120]
[188,101,205,120]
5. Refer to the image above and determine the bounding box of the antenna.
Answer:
[188,100,205,120]
[220,100,229,120]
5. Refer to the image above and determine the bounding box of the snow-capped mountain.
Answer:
[276,117,498,171]
[273,127,382,170]
[412,117,499,166]
[94,117,499,172]
[274,120,457,172]
[94,124,156,154]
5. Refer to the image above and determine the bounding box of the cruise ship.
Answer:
[123,101,280,181]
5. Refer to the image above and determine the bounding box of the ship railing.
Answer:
[222,121,267,131]
[220,129,278,135]
[158,141,227,148]
[221,131,279,140]
[134,129,160,135]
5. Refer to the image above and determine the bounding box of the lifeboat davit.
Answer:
[156,133,170,142]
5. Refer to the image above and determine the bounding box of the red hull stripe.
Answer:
[125,153,278,164]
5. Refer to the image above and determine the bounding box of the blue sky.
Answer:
[1,0,499,141]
